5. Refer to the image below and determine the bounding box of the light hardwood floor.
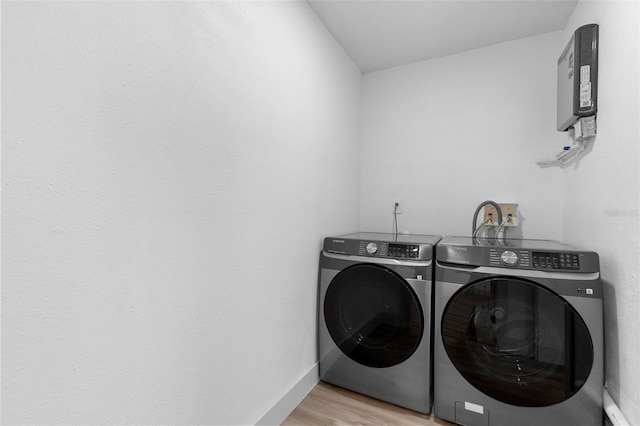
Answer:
[282,381,455,425]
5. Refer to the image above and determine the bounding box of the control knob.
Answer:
[501,250,518,266]
[366,242,378,255]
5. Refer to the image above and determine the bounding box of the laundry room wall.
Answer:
[560,1,640,424]
[360,32,567,239]
[2,2,360,424]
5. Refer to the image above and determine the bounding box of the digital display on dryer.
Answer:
[388,244,419,259]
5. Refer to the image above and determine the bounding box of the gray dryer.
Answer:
[318,232,441,413]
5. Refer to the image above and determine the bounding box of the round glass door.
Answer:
[324,264,423,368]
[442,277,593,407]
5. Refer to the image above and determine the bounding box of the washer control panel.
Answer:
[488,248,582,270]
[436,237,599,273]
[532,251,580,270]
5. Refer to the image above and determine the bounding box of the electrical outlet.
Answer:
[484,203,519,226]
[392,200,402,214]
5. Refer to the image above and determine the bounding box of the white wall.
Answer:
[360,32,567,239]
[561,1,640,424]
[1,2,361,424]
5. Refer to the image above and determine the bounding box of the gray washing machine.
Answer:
[318,232,441,413]
[433,236,603,426]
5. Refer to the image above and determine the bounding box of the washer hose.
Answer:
[472,200,503,238]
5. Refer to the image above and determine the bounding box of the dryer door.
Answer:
[324,263,423,368]
[442,277,593,407]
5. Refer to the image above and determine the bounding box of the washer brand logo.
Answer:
[578,288,594,295]
[451,247,467,251]
[332,239,345,244]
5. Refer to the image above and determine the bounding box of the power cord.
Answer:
[393,202,400,236]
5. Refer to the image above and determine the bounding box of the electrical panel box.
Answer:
[557,24,599,131]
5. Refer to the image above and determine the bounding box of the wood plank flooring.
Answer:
[282,381,455,425]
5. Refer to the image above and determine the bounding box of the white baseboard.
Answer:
[255,363,320,425]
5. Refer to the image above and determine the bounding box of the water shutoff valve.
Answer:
[484,203,519,227]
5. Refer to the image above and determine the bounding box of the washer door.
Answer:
[324,263,423,368]
[442,277,593,407]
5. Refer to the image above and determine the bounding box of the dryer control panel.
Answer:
[362,241,420,259]
[323,233,441,262]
